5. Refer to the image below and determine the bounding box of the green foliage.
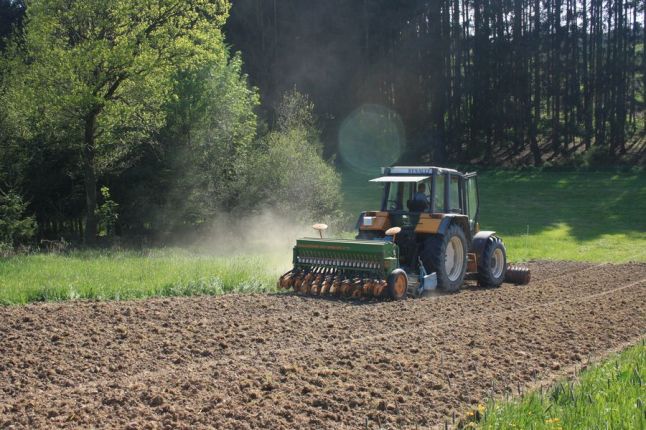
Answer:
[0,2,343,243]
[475,342,646,429]
[0,189,35,247]
[131,86,342,234]
[275,87,318,138]
[241,90,343,223]
[0,248,284,305]
[2,0,231,168]
[0,0,233,241]
[160,52,261,226]
[96,186,118,236]
[0,1,25,52]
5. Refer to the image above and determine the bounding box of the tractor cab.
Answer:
[356,166,503,292]
[365,166,479,237]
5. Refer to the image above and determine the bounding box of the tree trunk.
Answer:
[83,112,98,245]
[582,0,592,150]
[530,0,542,166]
[551,0,562,155]
[429,0,447,162]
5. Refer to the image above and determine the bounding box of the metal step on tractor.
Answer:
[278,166,530,299]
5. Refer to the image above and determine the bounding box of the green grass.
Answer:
[469,341,646,430]
[1,167,643,305]
[341,168,646,263]
[0,248,286,305]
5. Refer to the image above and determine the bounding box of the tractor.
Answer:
[278,166,530,299]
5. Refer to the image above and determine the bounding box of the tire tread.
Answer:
[420,224,467,292]
[477,236,507,288]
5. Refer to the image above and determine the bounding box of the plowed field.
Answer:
[1,261,645,429]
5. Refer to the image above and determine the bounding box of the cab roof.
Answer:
[370,175,430,183]
[381,166,461,175]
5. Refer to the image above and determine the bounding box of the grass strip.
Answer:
[465,340,646,429]
[0,248,287,305]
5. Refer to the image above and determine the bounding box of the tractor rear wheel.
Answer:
[421,224,468,292]
[387,269,408,300]
[478,236,507,287]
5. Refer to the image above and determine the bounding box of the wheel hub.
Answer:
[491,247,504,278]
[445,236,464,282]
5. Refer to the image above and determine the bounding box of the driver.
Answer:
[413,183,428,205]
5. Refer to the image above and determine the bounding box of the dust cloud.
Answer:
[195,209,337,262]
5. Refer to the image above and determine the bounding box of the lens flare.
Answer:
[338,104,405,173]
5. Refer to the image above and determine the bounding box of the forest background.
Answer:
[0,0,644,247]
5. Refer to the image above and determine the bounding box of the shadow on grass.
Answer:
[477,169,646,241]
[340,167,646,241]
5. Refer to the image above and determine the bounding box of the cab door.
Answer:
[463,173,479,236]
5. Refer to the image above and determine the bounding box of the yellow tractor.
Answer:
[279,166,529,299]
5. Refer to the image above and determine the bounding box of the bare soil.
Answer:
[1,261,645,429]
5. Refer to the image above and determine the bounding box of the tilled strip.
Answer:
[0,262,641,401]
[1,264,644,429]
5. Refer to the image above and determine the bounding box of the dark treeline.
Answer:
[0,1,644,247]
[227,0,645,165]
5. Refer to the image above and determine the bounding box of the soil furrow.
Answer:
[0,261,644,429]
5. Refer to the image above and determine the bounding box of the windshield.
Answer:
[383,180,431,212]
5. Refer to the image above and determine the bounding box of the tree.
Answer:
[0,0,25,52]
[2,0,230,243]
[226,0,643,166]
[159,52,260,229]
[242,90,343,222]
[0,189,35,247]
[96,186,118,237]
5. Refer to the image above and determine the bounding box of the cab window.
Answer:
[465,176,478,231]
[434,174,445,212]
[385,183,401,210]
[449,175,461,213]
[409,180,431,212]
[386,182,427,211]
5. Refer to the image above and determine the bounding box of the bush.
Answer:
[0,241,13,258]
[244,129,343,221]
[0,189,36,248]
[97,186,119,236]
[156,53,261,229]
[240,90,343,223]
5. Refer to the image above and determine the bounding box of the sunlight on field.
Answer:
[478,169,646,263]
[504,223,646,263]
[340,168,646,263]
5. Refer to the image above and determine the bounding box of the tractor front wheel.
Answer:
[422,224,468,292]
[477,236,507,287]
[387,269,408,300]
